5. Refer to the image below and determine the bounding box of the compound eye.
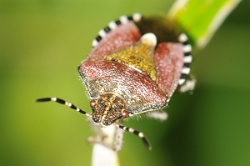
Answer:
[122,109,129,118]
[90,99,96,107]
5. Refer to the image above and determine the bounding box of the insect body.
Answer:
[37,13,193,150]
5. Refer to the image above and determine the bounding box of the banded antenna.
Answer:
[36,97,151,150]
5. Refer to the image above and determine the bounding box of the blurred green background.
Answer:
[0,0,249,166]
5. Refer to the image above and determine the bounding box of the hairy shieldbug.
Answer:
[37,13,195,150]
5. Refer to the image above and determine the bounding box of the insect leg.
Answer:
[113,127,124,151]
[146,111,168,121]
[178,78,196,93]
[87,123,124,151]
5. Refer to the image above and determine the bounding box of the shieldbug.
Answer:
[37,13,195,150]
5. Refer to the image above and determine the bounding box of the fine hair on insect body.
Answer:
[37,13,194,150]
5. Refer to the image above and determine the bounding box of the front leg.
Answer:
[87,118,124,151]
[146,111,168,121]
[177,77,196,93]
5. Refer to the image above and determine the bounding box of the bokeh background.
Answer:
[0,0,249,166]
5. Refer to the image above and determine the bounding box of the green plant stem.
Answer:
[168,0,241,48]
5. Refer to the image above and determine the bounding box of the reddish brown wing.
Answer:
[87,22,141,61]
[154,43,184,97]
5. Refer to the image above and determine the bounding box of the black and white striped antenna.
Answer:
[36,97,151,150]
